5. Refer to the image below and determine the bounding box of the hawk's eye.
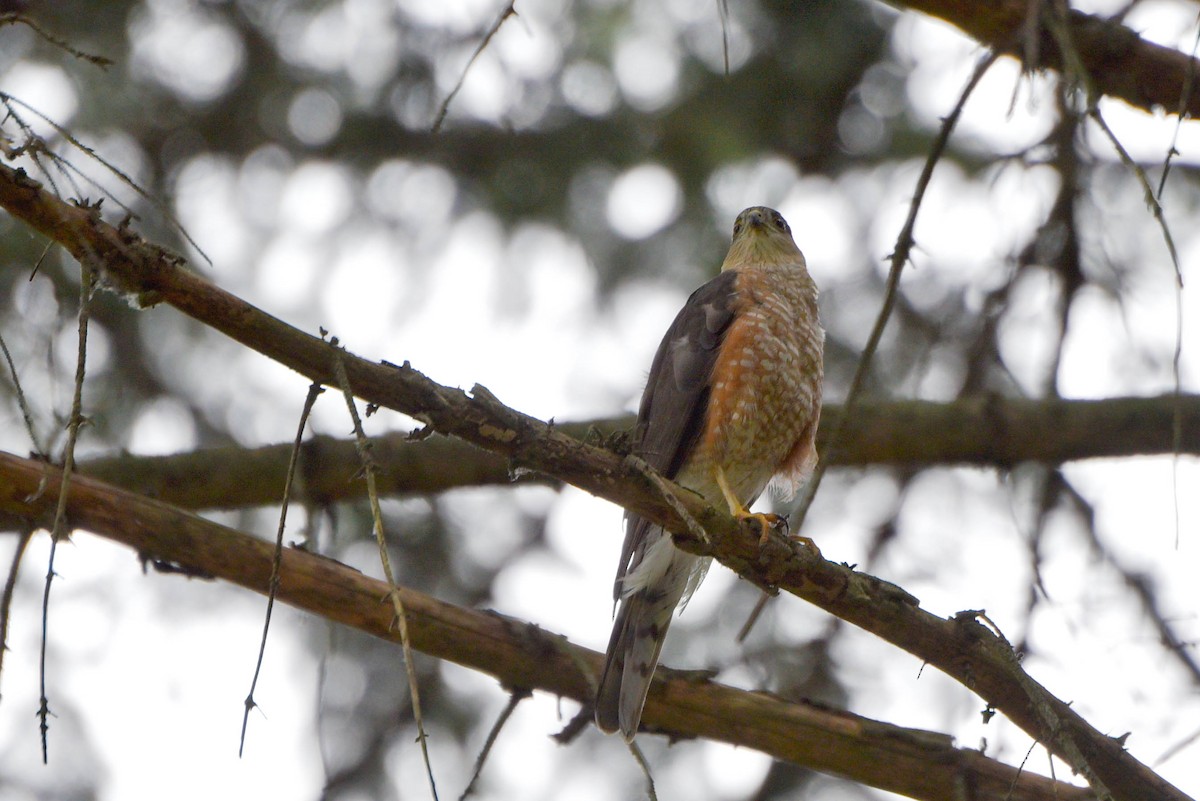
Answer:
[733,221,743,236]
[773,213,789,232]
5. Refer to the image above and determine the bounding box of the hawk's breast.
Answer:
[692,264,824,503]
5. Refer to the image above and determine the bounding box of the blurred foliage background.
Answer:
[0,0,1198,799]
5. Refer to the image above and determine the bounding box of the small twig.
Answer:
[0,92,211,265]
[735,592,769,644]
[0,99,64,198]
[1156,12,1200,198]
[550,706,592,745]
[239,382,323,757]
[1152,37,1192,550]
[0,527,34,700]
[0,328,46,456]
[716,0,731,76]
[28,237,54,281]
[1041,0,1186,556]
[39,261,95,762]
[0,14,113,68]
[1085,109,1183,311]
[1087,107,1185,549]
[1008,739,1040,799]
[627,737,658,801]
[332,343,439,801]
[1156,724,1200,767]
[458,688,530,800]
[430,2,517,133]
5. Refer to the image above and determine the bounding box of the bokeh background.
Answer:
[0,0,1198,799]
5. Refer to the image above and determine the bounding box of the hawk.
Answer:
[595,206,824,740]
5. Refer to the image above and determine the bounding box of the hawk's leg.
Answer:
[714,465,820,554]
[714,464,784,546]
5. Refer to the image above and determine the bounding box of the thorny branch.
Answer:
[239,383,322,758]
[38,261,93,763]
[333,346,440,801]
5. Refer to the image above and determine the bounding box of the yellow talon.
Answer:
[715,464,820,553]
[749,512,784,546]
[714,465,783,545]
[788,532,821,556]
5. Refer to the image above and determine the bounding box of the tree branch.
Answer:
[70,393,1200,511]
[0,161,1189,801]
[0,450,1094,801]
[886,0,1200,117]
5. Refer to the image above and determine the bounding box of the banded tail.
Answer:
[594,587,677,740]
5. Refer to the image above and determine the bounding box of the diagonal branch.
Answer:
[0,449,1094,801]
[0,161,1189,801]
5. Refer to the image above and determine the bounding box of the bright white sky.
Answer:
[0,2,1198,800]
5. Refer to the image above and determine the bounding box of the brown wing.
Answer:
[612,269,740,600]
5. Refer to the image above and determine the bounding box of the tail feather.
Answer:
[594,589,677,740]
[597,527,706,739]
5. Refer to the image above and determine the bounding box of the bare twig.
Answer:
[239,382,323,757]
[1086,107,1185,549]
[1055,471,1200,688]
[332,344,439,801]
[1156,13,1200,197]
[39,261,95,762]
[716,0,731,76]
[458,688,530,800]
[628,737,658,801]
[0,14,113,67]
[892,0,1200,118]
[1156,725,1200,768]
[0,98,66,198]
[430,2,518,133]
[0,93,210,265]
[0,328,46,456]
[975,611,1113,801]
[0,527,34,700]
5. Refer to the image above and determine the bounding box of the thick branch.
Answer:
[74,394,1200,510]
[887,0,1200,117]
[0,450,1092,801]
[0,164,1189,801]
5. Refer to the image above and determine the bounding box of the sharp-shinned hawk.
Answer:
[595,206,825,740]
